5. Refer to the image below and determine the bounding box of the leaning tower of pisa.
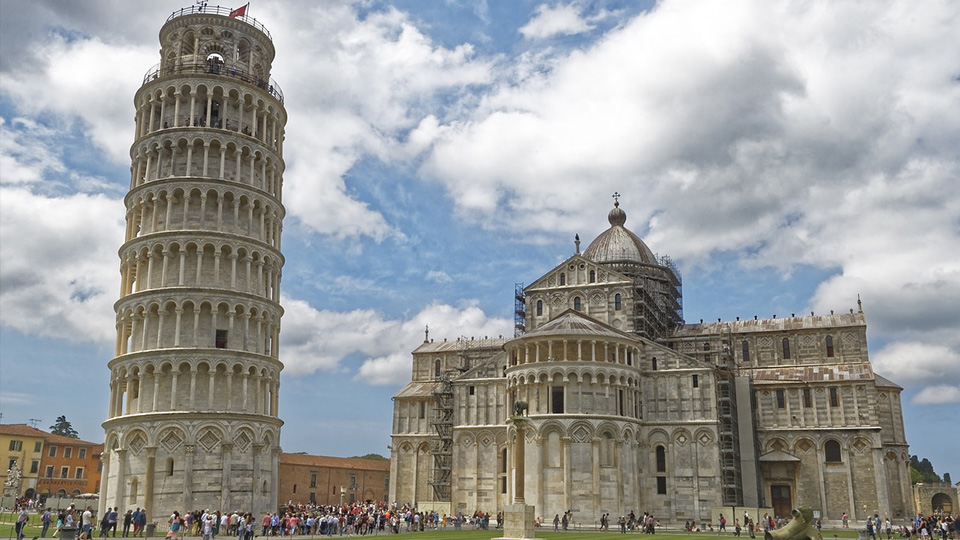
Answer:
[101,5,286,518]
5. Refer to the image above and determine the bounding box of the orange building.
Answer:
[36,433,103,498]
[0,424,103,500]
[277,453,390,506]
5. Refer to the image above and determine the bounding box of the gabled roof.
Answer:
[524,255,632,293]
[519,309,634,341]
[873,373,903,390]
[759,449,801,462]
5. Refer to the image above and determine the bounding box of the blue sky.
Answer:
[1,0,958,479]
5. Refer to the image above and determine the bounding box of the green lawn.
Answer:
[0,515,863,540]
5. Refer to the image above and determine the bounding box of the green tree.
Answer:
[910,455,942,483]
[49,416,79,438]
[351,453,388,461]
[944,472,952,485]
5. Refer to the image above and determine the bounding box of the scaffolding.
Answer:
[429,372,454,502]
[715,325,744,505]
[514,283,526,337]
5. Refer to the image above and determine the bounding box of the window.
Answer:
[75,467,84,479]
[434,359,441,378]
[614,294,622,311]
[9,440,22,451]
[742,341,750,362]
[559,273,566,286]
[216,329,228,348]
[167,458,174,476]
[350,474,357,489]
[34,441,42,453]
[693,375,699,388]
[60,467,69,479]
[573,297,581,311]
[652,357,658,371]
[825,335,835,357]
[536,300,543,316]
[655,445,666,472]
[469,386,475,396]
[704,342,711,351]
[618,390,624,415]
[551,386,564,414]
[803,388,812,407]
[45,466,54,478]
[30,460,39,474]
[419,401,426,419]
[78,448,86,459]
[589,270,596,283]
[824,440,842,462]
[310,472,317,488]
[293,484,297,494]
[828,387,840,407]
[64,447,72,458]
[48,446,57,458]
[782,338,791,359]
[776,389,785,408]
[656,476,667,495]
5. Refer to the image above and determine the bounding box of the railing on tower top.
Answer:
[142,61,284,104]
[167,5,272,40]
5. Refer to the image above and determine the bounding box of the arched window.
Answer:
[434,359,441,378]
[655,445,666,472]
[589,270,596,283]
[559,273,566,285]
[536,300,543,316]
[614,294,622,311]
[824,440,842,462]
[652,357,658,371]
[742,341,750,362]
[825,335,835,357]
[782,338,791,359]
[573,297,581,311]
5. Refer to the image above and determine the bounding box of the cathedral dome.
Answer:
[582,201,656,265]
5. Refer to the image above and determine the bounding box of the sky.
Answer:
[0,0,958,479]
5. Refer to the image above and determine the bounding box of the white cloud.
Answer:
[270,3,495,241]
[872,342,960,387]
[0,187,123,343]
[426,270,453,284]
[520,4,593,40]
[280,297,510,384]
[912,385,960,405]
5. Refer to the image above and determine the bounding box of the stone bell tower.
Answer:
[101,4,286,519]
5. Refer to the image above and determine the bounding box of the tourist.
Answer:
[123,511,133,538]
[721,514,727,532]
[16,506,30,540]
[42,507,53,537]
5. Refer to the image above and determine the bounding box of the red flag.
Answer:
[229,3,248,18]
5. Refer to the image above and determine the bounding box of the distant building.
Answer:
[0,424,103,500]
[277,454,390,507]
[390,200,911,524]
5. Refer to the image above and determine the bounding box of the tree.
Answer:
[944,472,952,485]
[49,416,79,439]
[910,454,942,484]
[350,453,388,461]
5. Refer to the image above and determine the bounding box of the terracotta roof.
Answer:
[0,424,101,446]
[280,453,390,471]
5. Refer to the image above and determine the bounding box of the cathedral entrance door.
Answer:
[770,485,793,519]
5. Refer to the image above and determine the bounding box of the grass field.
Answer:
[0,515,863,540]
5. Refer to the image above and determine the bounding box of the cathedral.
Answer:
[389,199,912,525]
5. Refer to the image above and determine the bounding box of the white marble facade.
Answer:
[101,6,286,520]
[390,202,911,525]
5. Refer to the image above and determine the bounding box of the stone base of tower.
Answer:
[494,503,536,540]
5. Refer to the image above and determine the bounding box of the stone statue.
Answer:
[3,462,22,497]
[513,400,529,417]
[764,507,822,540]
